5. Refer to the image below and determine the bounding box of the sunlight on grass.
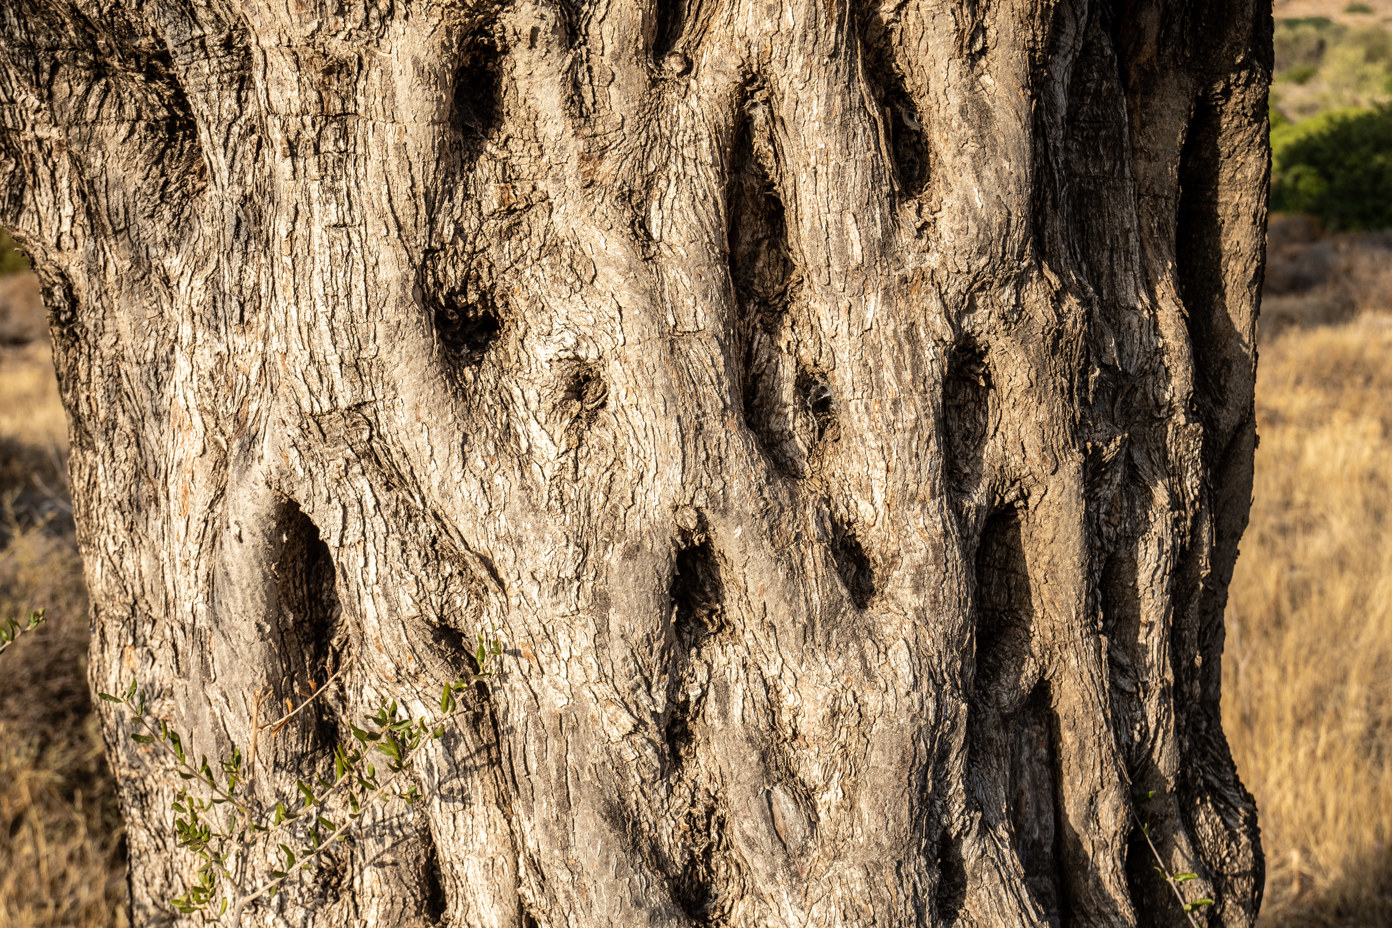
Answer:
[1226,315,1392,926]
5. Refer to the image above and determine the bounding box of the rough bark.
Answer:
[0,0,1268,924]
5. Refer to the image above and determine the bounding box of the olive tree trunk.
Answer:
[0,0,1268,924]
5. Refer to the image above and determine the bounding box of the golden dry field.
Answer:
[1225,225,1392,927]
[1229,321,1392,926]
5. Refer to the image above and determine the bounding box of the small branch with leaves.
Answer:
[99,631,504,920]
[1133,790,1215,928]
[0,609,45,657]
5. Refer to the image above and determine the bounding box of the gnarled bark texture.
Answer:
[1,0,1268,924]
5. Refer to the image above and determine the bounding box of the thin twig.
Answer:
[262,665,348,737]
[108,656,500,919]
[125,706,254,819]
[1131,804,1206,928]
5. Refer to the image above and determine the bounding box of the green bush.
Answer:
[1280,63,1320,86]
[1272,105,1392,230]
[0,230,28,275]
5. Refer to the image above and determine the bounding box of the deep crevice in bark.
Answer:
[667,533,723,766]
[671,535,724,652]
[855,3,930,196]
[652,0,690,63]
[796,366,839,448]
[1013,689,1063,920]
[934,826,968,920]
[429,618,469,662]
[827,512,875,609]
[423,835,448,923]
[943,335,991,496]
[673,800,728,926]
[663,537,732,924]
[1176,92,1227,454]
[1126,813,1171,928]
[1057,7,1135,310]
[560,360,607,448]
[1172,95,1229,733]
[974,506,1031,654]
[729,99,803,476]
[452,37,503,142]
[275,499,345,707]
[130,42,207,196]
[553,0,581,47]
[1099,551,1144,765]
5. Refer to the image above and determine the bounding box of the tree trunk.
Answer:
[0,0,1268,924]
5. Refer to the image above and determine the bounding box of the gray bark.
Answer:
[0,0,1268,924]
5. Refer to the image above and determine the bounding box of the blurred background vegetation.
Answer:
[1271,13,1392,228]
[0,230,30,275]
[3,4,1392,927]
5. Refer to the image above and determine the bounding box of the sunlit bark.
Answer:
[0,0,1268,923]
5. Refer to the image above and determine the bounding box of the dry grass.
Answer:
[1225,312,1392,926]
[0,526,127,928]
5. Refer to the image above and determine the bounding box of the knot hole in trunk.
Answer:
[826,511,875,609]
[274,500,347,725]
[430,284,503,367]
[666,531,724,763]
[796,366,840,447]
[558,360,608,449]
[452,36,503,142]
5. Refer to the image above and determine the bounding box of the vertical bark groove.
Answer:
[423,835,448,924]
[729,98,804,478]
[856,3,932,197]
[272,499,346,748]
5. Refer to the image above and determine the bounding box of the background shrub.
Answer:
[0,230,28,276]
[1271,105,1392,230]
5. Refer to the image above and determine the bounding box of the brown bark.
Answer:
[0,0,1268,924]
